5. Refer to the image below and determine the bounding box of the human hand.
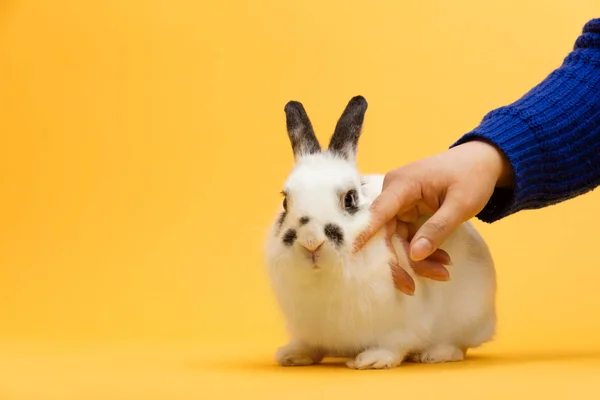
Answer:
[385,217,452,295]
[354,139,513,288]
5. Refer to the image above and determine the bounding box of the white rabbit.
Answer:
[264,96,497,370]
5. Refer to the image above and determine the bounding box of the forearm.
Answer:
[452,18,600,223]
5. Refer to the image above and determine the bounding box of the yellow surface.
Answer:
[1,0,600,398]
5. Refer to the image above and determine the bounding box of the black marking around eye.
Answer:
[282,229,297,246]
[299,216,310,225]
[343,189,359,215]
[324,223,344,246]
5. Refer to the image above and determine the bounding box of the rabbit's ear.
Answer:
[328,96,368,160]
[284,101,321,160]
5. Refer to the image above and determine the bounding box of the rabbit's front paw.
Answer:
[346,348,404,370]
[275,343,323,366]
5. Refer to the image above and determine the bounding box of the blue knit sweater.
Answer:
[452,18,600,223]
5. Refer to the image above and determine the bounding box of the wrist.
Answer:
[484,140,513,188]
[462,139,514,189]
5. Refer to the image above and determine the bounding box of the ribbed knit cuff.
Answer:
[575,18,600,49]
[450,18,600,223]
[451,108,544,223]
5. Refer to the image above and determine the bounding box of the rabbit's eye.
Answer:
[283,197,288,211]
[344,189,358,212]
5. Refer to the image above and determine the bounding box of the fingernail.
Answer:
[390,263,415,296]
[395,281,415,296]
[434,252,453,266]
[410,238,433,261]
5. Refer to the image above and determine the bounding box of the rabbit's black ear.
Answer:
[284,101,321,160]
[328,96,368,160]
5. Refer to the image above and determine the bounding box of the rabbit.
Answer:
[264,95,497,370]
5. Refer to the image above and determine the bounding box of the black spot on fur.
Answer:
[299,216,310,225]
[328,96,368,160]
[282,229,297,246]
[284,101,321,160]
[324,223,344,246]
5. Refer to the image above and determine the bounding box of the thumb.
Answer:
[409,191,470,261]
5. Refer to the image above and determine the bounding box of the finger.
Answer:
[394,220,409,240]
[398,206,419,223]
[384,229,414,295]
[353,181,419,254]
[386,217,398,238]
[398,240,450,281]
[389,260,415,295]
[411,259,451,281]
[395,220,452,264]
[406,222,418,241]
[353,189,400,253]
[428,248,452,265]
[409,192,468,261]
[385,227,398,264]
[385,218,399,264]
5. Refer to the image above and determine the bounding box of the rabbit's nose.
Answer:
[299,239,325,253]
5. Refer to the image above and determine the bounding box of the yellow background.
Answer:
[1,0,599,398]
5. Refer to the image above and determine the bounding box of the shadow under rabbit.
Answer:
[184,349,600,374]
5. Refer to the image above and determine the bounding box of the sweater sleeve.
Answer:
[451,18,600,223]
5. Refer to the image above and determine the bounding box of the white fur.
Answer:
[265,152,496,369]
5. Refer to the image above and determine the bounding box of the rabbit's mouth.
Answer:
[307,254,323,270]
[299,244,323,266]
[310,256,321,270]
